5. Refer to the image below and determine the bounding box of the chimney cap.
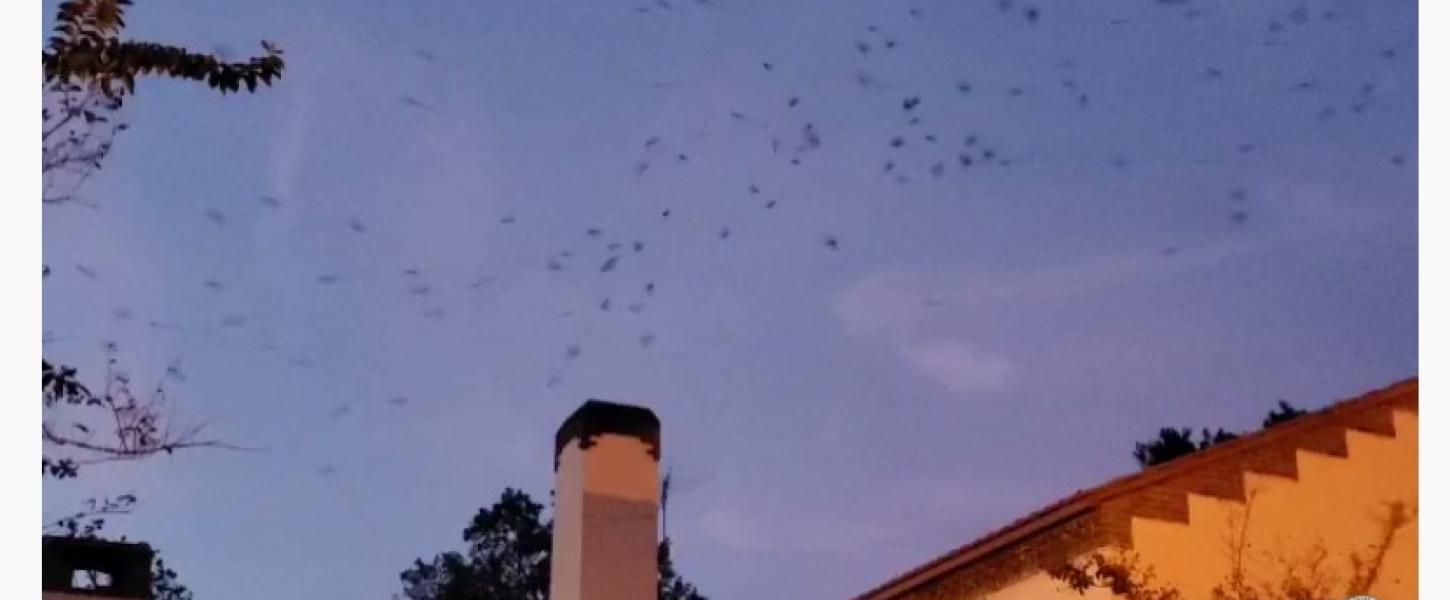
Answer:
[554,399,661,470]
[42,535,154,598]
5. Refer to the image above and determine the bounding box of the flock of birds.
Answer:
[43,0,1411,480]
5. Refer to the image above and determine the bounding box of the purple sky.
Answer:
[41,0,1416,598]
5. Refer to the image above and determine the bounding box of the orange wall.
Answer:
[1131,409,1418,600]
[959,409,1416,600]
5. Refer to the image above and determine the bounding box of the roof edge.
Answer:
[851,376,1417,600]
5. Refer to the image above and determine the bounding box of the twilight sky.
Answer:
[41,0,1416,598]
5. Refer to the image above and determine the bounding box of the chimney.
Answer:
[42,536,154,600]
[551,400,661,600]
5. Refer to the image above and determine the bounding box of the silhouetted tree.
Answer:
[1133,402,1308,469]
[42,0,286,204]
[151,556,195,600]
[1133,428,1239,468]
[1262,400,1308,429]
[41,3,286,596]
[399,488,707,600]
[41,0,283,474]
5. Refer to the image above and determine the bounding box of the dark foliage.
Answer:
[152,556,195,600]
[1262,400,1308,428]
[42,0,284,99]
[400,488,706,600]
[42,0,285,203]
[1133,401,1309,469]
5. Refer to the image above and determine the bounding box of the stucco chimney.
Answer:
[550,400,661,600]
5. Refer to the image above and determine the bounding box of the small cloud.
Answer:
[698,506,775,554]
[835,270,1011,395]
[899,340,1011,393]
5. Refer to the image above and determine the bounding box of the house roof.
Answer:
[852,377,1418,600]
